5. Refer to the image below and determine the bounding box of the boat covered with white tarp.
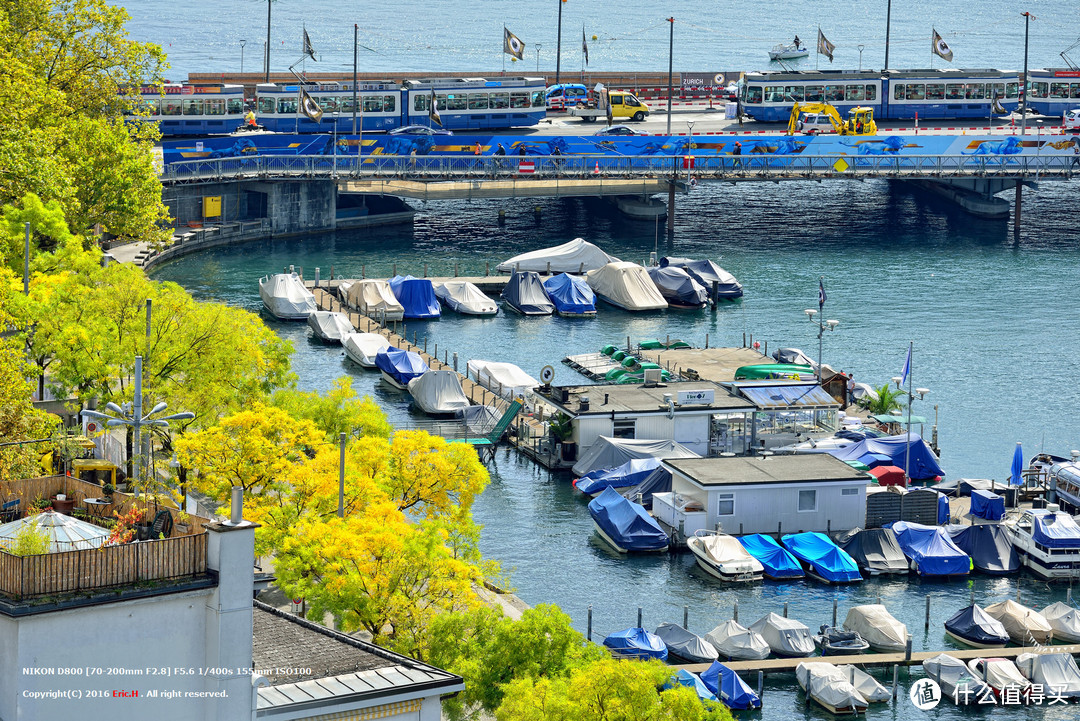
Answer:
[653,622,718,664]
[307,311,354,342]
[586,262,668,311]
[466,360,538,401]
[407,370,471,415]
[842,604,908,652]
[259,273,317,320]
[984,600,1052,644]
[1042,601,1080,643]
[748,613,815,657]
[571,436,698,477]
[923,653,993,705]
[346,279,405,322]
[497,237,618,274]
[687,531,764,583]
[435,281,498,316]
[343,333,392,368]
[1016,652,1080,699]
[795,662,868,715]
[705,620,770,661]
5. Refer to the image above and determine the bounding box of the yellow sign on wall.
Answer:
[203,196,222,218]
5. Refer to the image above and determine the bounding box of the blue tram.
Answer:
[130,83,247,135]
[741,68,1020,122]
[1024,69,1080,118]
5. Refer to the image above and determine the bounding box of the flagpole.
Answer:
[352,24,358,135]
[905,340,913,487]
[555,0,563,85]
[502,26,506,74]
[816,27,820,71]
[265,0,271,82]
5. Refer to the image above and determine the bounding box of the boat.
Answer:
[259,272,317,320]
[842,605,908,653]
[602,626,667,660]
[387,275,441,319]
[664,669,718,703]
[795,662,868,716]
[943,604,1010,649]
[653,622,719,664]
[923,653,993,705]
[617,463,673,509]
[585,262,668,311]
[1042,602,1080,643]
[944,523,1020,575]
[983,600,1052,644]
[646,266,708,309]
[465,360,538,401]
[814,626,870,655]
[772,347,816,366]
[342,332,391,368]
[738,534,805,579]
[829,432,945,482]
[705,620,771,661]
[769,42,809,61]
[345,279,405,321]
[500,270,555,315]
[748,613,816,657]
[734,363,815,381]
[1016,652,1080,699]
[541,273,597,317]
[781,532,862,584]
[571,436,698,477]
[336,279,356,304]
[608,195,668,220]
[838,665,891,703]
[433,281,498,316]
[306,310,353,342]
[700,661,762,710]
[574,458,665,497]
[889,521,971,577]
[373,347,429,390]
[966,657,1031,697]
[970,489,1006,521]
[496,237,619,274]
[587,487,669,553]
[834,527,909,576]
[659,256,743,299]
[407,370,471,416]
[1002,506,1080,580]
[687,530,764,583]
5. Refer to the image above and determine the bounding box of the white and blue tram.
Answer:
[1024,69,1080,118]
[130,83,247,135]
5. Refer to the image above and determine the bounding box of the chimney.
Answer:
[579,395,590,411]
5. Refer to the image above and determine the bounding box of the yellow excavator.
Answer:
[786,102,877,136]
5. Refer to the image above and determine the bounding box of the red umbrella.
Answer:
[869,465,907,486]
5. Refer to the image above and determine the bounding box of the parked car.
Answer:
[545,83,589,110]
[388,125,454,136]
[1065,109,1080,132]
[797,113,837,135]
[594,125,648,136]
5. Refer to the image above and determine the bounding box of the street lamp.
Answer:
[240,39,247,74]
[666,17,675,137]
[536,43,542,73]
[1020,11,1035,135]
[686,120,695,183]
[858,44,864,72]
[804,309,839,383]
[890,374,929,486]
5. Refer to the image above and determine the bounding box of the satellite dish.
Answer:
[540,365,555,384]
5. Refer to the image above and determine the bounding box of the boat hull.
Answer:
[943,629,1007,650]
[592,521,667,554]
[596,294,666,312]
[556,309,597,317]
[688,539,763,583]
[380,371,409,390]
[344,346,377,368]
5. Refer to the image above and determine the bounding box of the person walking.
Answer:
[473,141,482,155]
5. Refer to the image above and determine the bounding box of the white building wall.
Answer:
[574,417,612,449]
[704,482,867,536]
[574,412,712,456]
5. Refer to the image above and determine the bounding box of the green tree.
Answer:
[271,377,391,442]
[860,383,906,415]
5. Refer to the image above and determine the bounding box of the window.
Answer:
[489,92,509,109]
[798,489,817,512]
[531,90,546,107]
[1006,82,1019,98]
[925,83,945,101]
[1051,82,1070,99]
[204,98,225,116]
[317,96,339,112]
[845,84,865,102]
[339,96,357,113]
[804,85,823,102]
[278,98,298,114]
[414,94,428,112]
[764,85,784,103]
[893,84,905,101]
[612,419,636,439]
[965,83,985,100]
[446,93,467,111]
[865,85,877,101]
[468,93,489,110]
[227,98,244,114]
[717,493,734,516]
[258,96,275,114]
[624,96,641,107]
[785,85,805,102]
[1072,84,1080,99]
[945,83,963,100]
[841,488,859,496]
[510,92,530,109]
[744,86,762,104]
[906,84,925,101]
[825,85,844,102]
[989,83,1005,100]
[183,99,204,115]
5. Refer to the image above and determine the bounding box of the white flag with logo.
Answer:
[932,29,953,62]
[817,29,835,62]
[504,27,525,60]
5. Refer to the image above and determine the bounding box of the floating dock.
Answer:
[637,345,770,383]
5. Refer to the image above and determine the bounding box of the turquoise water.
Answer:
[152,178,1080,718]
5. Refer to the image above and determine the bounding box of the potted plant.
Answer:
[49,494,76,515]
[102,483,115,500]
[548,413,577,462]
[175,511,191,535]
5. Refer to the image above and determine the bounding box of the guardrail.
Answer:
[160,153,1079,186]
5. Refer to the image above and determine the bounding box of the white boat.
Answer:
[345,279,405,322]
[306,311,354,342]
[705,620,771,661]
[983,600,1052,644]
[1041,601,1080,643]
[342,333,391,368]
[434,281,498,316]
[407,370,471,416]
[607,195,667,219]
[966,657,1031,697]
[837,665,890,703]
[769,42,809,61]
[496,237,619,274]
[1016,652,1080,700]
[795,662,868,716]
[923,653,993,705]
[1003,505,1080,580]
[842,604,909,653]
[259,273,317,320]
[687,530,764,583]
[585,262,668,311]
[653,622,718,664]
[465,360,538,402]
[748,613,816,657]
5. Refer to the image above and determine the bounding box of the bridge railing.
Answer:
[160,153,1078,184]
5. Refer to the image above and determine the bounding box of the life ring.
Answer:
[689,177,698,188]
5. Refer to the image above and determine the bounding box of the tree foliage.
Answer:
[271,377,391,442]
[859,383,906,415]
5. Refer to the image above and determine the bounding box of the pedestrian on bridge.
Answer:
[473,141,482,155]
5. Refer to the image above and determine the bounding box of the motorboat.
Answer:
[342,332,391,368]
[1003,506,1080,580]
[587,487,669,553]
[829,432,945,482]
[345,279,405,322]
[571,436,698,477]
[259,272,317,320]
[653,622,719,664]
[433,281,498,316]
[616,463,673,510]
[686,530,764,583]
[772,347,816,366]
[585,262,668,311]
[738,534,805,579]
[983,600,1052,644]
[602,626,667,660]
[838,665,890,703]
[387,275,441,319]
[496,237,619,274]
[407,370,471,416]
[374,347,429,390]
[1015,652,1080,700]
[336,278,355,304]
[465,360,538,401]
[966,657,1031,697]
[842,605,908,653]
[500,270,555,315]
[943,604,1010,649]
[659,256,743,300]
[769,42,809,61]
[541,273,597,317]
[646,266,708,309]
[574,458,665,497]
[748,613,815,657]
[795,662,868,716]
[923,653,993,705]
[705,620,770,661]
[306,310,353,343]
[834,527,909,576]
[890,521,971,577]
[664,669,718,704]
[945,523,1020,575]
[700,662,762,710]
[814,626,869,655]
[781,532,862,584]
[1042,601,1080,643]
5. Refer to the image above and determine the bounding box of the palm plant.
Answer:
[859,384,906,416]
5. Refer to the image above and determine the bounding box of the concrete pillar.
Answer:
[1013,183,1022,233]
[666,182,676,238]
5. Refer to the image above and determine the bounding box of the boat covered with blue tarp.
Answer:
[739,534,805,579]
[781,532,862,584]
[501,270,555,315]
[587,487,669,552]
[970,489,1006,521]
[602,626,667,660]
[944,603,1010,648]
[664,669,719,703]
[387,275,441,319]
[659,257,743,299]
[890,521,971,576]
[700,661,762,709]
[575,458,664,497]
[945,523,1020,575]
[1029,509,1080,548]
[542,273,596,316]
[828,433,944,481]
[374,347,429,389]
[646,266,708,309]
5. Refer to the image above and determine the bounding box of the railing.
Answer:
[160,153,1080,186]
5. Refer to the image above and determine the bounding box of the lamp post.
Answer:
[884,0,892,69]
[555,0,563,85]
[1020,11,1035,135]
[686,120,695,183]
[666,17,675,137]
[264,0,272,82]
[804,309,839,383]
[536,43,542,73]
[240,39,246,74]
[858,44,864,72]
[891,370,929,486]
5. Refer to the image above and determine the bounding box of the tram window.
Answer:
[925,84,944,100]
[340,97,356,113]
[446,93,467,111]
[744,86,762,104]
[183,99,204,115]
[825,85,844,102]
[510,92,530,108]
[227,98,244,114]
[945,83,962,100]
[318,97,339,112]
[990,83,1005,100]
[278,98,298,114]
[1050,82,1070,99]
[906,84,925,101]
[489,92,509,109]
[468,93,489,110]
[845,85,865,102]
[258,97,275,114]
[893,84,905,101]
[531,90,545,107]
[804,85,823,102]
[383,95,396,111]
[784,86,804,102]
[1071,84,1080,99]
[963,84,983,100]
[363,97,382,112]
[1028,82,1047,98]
[204,98,225,116]
[1006,82,1019,98]
[414,94,429,112]
[865,85,876,101]
[764,85,784,103]
[163,99,183,115]
[140,98,160,116]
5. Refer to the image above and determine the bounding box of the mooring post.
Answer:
[637,607,643,628]
[705,333,709,349]
[683,605,689,630]
[783,602,789,618]
[1014,183,1022,233]
[330,265,334,280]
[453,352,458,372]
[434,342,438,359]
[455,262,459,277]
[393,262,397,276]
[757,670,764,698]
[892,665,899,699]
[485,261,490,276]
[423,262,427,278]
[362,264,366,279]
[876,596,881,606]
[424,337,428,354]
[832,599,838,627]
[905,638,912,661]
[667,181,676,238]
[743,332,747,347]
[626,335,631,351]
[711,280,719,308]
[925,595,932,631]
[587,605,593,641]
[733,599,739,623]
[971,588,975,605]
